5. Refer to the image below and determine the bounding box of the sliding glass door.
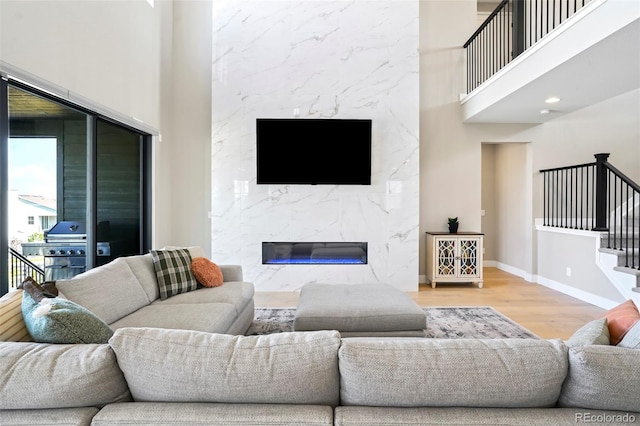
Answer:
[0,77,152,295]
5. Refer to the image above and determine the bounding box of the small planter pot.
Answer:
[448,222,459,233]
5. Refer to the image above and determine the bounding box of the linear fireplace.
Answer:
[262,242,368,265]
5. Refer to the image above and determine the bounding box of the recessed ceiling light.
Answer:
[545,97,561,104]
[540,109,551,114]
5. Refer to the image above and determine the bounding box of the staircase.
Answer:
[598,213,640,300]
[540,153,640,304]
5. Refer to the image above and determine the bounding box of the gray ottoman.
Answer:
[294,283,427,337]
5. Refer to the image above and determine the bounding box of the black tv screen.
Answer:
[256,118,372,185]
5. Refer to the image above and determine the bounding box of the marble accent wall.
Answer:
[211,0,419,291]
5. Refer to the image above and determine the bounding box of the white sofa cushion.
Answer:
[109,327,341,406]
[121,253,160,302]
[617,320,640,349]
[56,257,150,325]
[334,407,637,426]
[558,345,640,412]
[152,281,254,314]
[339,338,568,408]
[93,402,334,426]
[108,302,237,334]
[0,408,100,426]
[0,342,130,409]
[565,318,610,347]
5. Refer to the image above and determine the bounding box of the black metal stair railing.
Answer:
[603,161,640,270]
[540,153,640,271]
[540,158,597,230]
[9,247,44,290]
[464,0,593,93]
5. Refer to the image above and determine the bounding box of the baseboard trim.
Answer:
[535,275,620,310]
[494,262,534,282]
[492,262,619,309]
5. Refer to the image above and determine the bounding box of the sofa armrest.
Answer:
[219,265,243,282]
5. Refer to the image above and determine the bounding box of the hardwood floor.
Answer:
[253,267,606,339]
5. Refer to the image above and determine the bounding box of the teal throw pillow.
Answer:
[151,248,198,300]
[21,290,113,344]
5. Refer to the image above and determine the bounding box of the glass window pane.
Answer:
[7,85,87,288]
[96,119,142,262]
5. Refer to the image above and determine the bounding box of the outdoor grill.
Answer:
[42,221,111,281]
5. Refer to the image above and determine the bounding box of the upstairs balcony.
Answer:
[461,0,640,123]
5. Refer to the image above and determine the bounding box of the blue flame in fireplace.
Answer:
[262,241,368,265]
[265,258,366,264]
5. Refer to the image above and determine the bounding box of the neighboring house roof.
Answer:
[18,194,57,214]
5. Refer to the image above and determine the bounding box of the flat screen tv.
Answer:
[256,118,372,185]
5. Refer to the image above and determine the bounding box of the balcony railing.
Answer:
[464,0,593,93]
[540,153,640,271]
[9,247,44,290]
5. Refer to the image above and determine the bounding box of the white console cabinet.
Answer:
[425,232,483,288]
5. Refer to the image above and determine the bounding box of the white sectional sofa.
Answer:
[54,250,255,336]
[1,328,639,425]
[1,249,639,425]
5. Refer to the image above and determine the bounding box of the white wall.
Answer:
[164,0,213,255]
[495,142,532,276]
[481,144,497,262]
[481,142,531,271]
[537,228,626,306]
[420,0,479,237]
[419,0,535,278]
[211,0,420,291]
[0,0,163,128]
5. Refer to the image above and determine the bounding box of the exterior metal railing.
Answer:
[464,0,592,93]
[9,247,44,290]
[540,153,640,270]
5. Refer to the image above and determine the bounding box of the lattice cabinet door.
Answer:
[425,232,483,289]
[435,238,457,277]
[458,237,480,277]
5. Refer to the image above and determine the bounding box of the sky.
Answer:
[8,137,57,199]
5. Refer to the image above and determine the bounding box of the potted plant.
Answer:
[448,217,459,233]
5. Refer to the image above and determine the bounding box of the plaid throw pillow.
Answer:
[151,249,199,300]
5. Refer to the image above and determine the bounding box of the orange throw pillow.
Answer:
[191,257,224,288]
[600,300,640,345]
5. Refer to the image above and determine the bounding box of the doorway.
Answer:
[481,142,533,279]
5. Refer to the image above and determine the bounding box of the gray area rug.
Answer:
[246,306,538,338]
